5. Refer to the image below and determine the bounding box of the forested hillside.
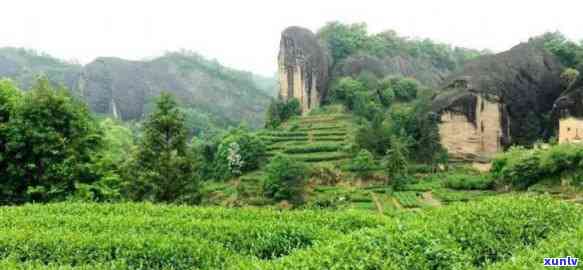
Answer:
[0,48,275,134]
[317,22,487,87]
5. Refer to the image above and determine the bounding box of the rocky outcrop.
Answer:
[76,54,272,127]
[278,26,330,112]
[431,43,563,161]
[0,48,273,129]
[553,78,583,143]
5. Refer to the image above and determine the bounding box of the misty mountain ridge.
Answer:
[0,47,277,132]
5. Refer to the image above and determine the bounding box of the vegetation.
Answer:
[1,26,583,270]
[124,93,199,203]
[265,98,302,128]
[0,197,579,269]
[0,202,389,269]
[317,22,484,71]
[491,143,583,189]
[348,149,377,179]
[263,155,307,203]
[0,78,102,203]
[536,31,583,70]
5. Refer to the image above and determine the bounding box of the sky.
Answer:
[0,0,581,76]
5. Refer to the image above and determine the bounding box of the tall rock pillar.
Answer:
[278,26,329,112]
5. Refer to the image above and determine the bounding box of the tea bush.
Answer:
[0,203,390,269]
[443,173,494,190]
[265,196,581,269]
[492,144,583,189]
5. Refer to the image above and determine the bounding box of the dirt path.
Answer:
[370,193,384,214]
[391,197,403,209]
[422,191,442,207]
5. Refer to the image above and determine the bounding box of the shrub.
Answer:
[268,196,582,269]
[263,155,306,202]
[215,128,266,179]
[443,173,494,190]
[0,202,391,269]
[348,150,376,179]
[491,144,583,189]
[265,98,302,128]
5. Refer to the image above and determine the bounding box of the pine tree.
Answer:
[384,135,410,187]
[128,93,198,203]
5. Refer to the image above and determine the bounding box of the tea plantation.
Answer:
[0,196,580,269]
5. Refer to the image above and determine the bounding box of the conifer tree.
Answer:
[128,93,198,203]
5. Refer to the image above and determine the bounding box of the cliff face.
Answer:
[553,78,583,143]
[278,26,330,112]
[0,49,273,129]
[432,43,563,161]
[0,48,81,91]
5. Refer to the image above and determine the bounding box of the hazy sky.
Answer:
[1,0,581,76]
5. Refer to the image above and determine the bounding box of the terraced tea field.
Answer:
[259,112,355,166]
[0,196,581,269]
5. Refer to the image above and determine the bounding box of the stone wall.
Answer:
[438,95,505,162]
[559,117,583,144]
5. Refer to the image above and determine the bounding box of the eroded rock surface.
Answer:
[432,43,563,161]
[554,78,583,143]
[278,26,330,112]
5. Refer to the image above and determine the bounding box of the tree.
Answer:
[349,150,376,180]
[127,93,198,203]
[560,68,580,89]
[3,78,102,202]
[384,135,410,188]
[215,127,266,179]
[388,77,419,101]
[265,98,301,128]
[537,31,583,68]
[263,155,306,203]
[0,79,22,202]
[329,77,367,110]
[355,114,392,156]
[317,22,369,66]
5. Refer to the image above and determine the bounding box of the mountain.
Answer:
[0,48,275,130]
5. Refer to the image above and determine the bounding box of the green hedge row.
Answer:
[263,196,582,269]
[0,203,390,269]
[492,143,583,188]
[292,153,350,162]
[283,144,342,154]
[486,220,583,269]
[443,173,495,190]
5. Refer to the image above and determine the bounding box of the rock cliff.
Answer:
[553,78,583,143]
[0,49,273,129]
[431,43,563,161]
[278,26,330,112]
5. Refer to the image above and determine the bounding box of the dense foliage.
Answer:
[265,98,301,128]
[317,22,484,71]
[535,31,583,70]
[125,93,199,203]
[214,127,266,179]
[348,149,377,179]
[0,78,102,203]
[491,143,583,189]
[263,155,306,202]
